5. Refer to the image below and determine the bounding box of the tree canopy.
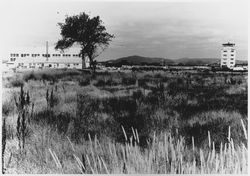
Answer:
[55,12,114,71]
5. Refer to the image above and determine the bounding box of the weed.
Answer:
[14,85,31,152]
[2,117,7,174]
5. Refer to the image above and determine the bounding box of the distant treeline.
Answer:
[98,62,247,72]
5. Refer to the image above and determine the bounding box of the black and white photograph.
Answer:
[0,0,248,174]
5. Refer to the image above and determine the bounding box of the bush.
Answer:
[42,73,56,82]
[182,110,247,149]
[101,95,152,146]
[138,78,148,88]
[9,78,24,87]
[94,77,120,87]
[73,93,102,141]
[79,77,91,86]
[32,110,73,135]
[2,101,14,117]
[121,77,136,86]
[23,72,38,81]
[150,108,180,133]
[94,79,106,87]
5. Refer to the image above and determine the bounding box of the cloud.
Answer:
[0,1,247,60]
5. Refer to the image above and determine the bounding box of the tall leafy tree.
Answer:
[55,12,114,71]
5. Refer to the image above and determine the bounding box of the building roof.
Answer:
[222,42,235,47]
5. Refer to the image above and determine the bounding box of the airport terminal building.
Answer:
[4,48,90,71]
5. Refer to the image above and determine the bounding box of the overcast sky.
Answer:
[0,0,248,61]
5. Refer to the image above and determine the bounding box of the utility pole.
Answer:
[46,41,48,61]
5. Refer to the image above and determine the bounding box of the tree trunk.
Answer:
[82,57,87,70]
[88,56,96,75]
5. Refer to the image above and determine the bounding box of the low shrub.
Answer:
[2,101,14,117]
[9,78,24,87]
[23,72,38,81]
[93,79,106,87]
[73,93,102,141]
[182,110,247,149]
[121,77,136,86]
[42,73,56,82]
[94,77,120,87]
[79,77,91,86]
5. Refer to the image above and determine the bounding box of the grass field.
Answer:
[2,69,248,174]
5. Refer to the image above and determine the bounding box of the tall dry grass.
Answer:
[3,122,247,174]
[2,70,248,174]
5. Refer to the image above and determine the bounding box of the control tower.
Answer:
[220,42,236,69]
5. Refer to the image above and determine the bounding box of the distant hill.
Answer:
[105,55,174,66]
[103,55,247,66]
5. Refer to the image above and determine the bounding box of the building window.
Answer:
[231,58,234,60]
[42,54,50,57]
[223,62,226,64]
[12,53,18,57]
[230,62,234,64]
[231,54,234,56]
[223,50,227,52]
[223,54,227,56]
